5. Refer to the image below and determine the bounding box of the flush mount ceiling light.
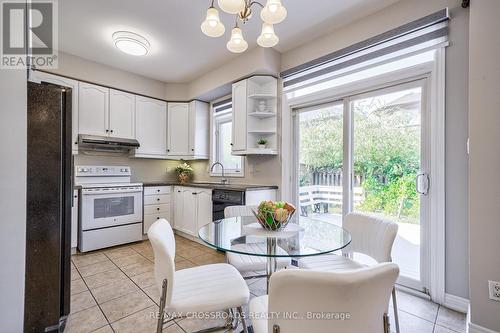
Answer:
[201,0,287,53]
[112,31,150,56]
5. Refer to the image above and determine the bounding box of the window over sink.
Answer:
[211,97,244,177]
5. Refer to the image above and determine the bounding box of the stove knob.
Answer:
[82,168,88,172]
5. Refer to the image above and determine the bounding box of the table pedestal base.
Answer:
[266,237,278,293]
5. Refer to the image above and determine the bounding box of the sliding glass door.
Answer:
[296,102,344,223]
[294,79,429,292]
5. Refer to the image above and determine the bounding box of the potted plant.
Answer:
[257,138,267,149]
[175,162,193,184]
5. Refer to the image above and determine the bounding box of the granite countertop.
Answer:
[141,181,278,191]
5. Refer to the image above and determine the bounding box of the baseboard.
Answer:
[468,322,499,333]
[444,293,469,313]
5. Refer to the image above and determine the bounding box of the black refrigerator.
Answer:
[25,81,72,332]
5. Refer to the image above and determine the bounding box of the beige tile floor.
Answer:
[67,236,466,333]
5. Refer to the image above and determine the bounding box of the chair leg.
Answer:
[157,279,168,333]
[237,306,248,333]
[392,287,400,333]
[383,313,390,333]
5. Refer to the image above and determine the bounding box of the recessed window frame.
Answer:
[210,97,245,177]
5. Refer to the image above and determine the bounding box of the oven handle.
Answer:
[82,188,143,195]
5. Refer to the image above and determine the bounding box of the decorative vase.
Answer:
[178,172,190,184]
[258,144,266,149]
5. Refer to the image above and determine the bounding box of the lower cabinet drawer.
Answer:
[144,204,170,215]
[143,213,171,235]
[144,194,170,205]
[144,186,171,196]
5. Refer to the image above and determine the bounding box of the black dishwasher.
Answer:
[212,189,245,221]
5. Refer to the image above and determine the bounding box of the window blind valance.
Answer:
[213,98,232,112]
[281,9,449,90]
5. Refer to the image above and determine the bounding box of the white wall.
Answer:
[280,0,470,300]
[0,70,27,332]
[468,0,500,331]
[48,52,168,100]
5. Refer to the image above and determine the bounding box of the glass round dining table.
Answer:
[198,216,351,292]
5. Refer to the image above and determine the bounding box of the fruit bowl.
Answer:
[252,201,296,231]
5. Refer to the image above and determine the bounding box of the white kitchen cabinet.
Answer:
[174,186,196,235]
[29,71,80,154]
[173,186,212,236]
[167,101,209,159]
[134,96,167,158]
[167,103,190,156]
[188,101,209,159]
[78,82,109,137]
[231,80,247,152]
[143,186,172,235]
[231,76,278,155]
[109,89,135,139]
[195,188,212,230]
[71,189,79,248]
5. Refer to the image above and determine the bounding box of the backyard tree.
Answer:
[299,91,421,223]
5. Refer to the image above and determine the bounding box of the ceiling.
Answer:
[59,0,399,83]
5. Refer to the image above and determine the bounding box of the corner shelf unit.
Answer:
[231,75,278,156]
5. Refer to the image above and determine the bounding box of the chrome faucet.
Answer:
[210,162,228,185]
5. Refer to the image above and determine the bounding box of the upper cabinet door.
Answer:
[167,103,190,156]
[189,101,209,158]
[30,71,80,154]
[78,82,109,137]
[232,80,247,151]
[135,96,167,158]
[109,89,135,139]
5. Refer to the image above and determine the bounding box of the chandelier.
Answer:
[201,0,287,53]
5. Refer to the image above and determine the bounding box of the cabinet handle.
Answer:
[157,198,160,201]
[157,217,160,220]
[110,129,114,133]
[230,143,233,146]
[167,149,170,152]
[177,190,181,193]
[157,208,160,211]
[106,129,109,133]
[157,189,160,192]
[191,148,194,151]
[192,192,197,195]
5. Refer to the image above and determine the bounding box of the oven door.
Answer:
[81,186,143,230]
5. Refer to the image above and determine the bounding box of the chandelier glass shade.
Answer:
[260,0,287,24]
[201,7,225,37]
[218,0,246,14]
[227,27,248,53]
[257,23,278,47]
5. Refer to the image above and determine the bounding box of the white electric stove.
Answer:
[75,165,143,252]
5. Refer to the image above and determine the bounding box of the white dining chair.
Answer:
[298,212,400,332]
[250,263,399,333]
[224,205,291,277]
[148,219,250,333]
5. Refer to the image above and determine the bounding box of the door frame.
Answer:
[281,48,446,304]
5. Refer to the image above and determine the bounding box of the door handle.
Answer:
[416,173,429,195]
